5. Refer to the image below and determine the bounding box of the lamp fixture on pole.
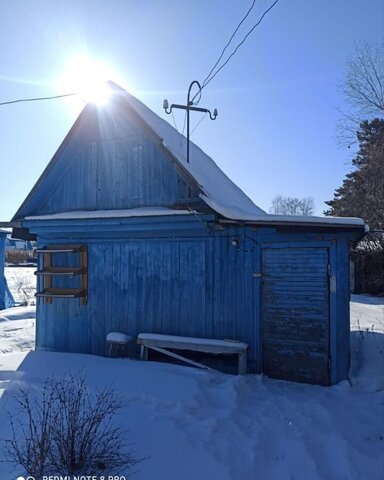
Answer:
[163,80,218,163]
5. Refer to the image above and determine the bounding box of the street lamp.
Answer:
[163,80,218,163]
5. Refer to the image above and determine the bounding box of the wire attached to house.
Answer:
[191,0,280,103]
[171,108,186,151]
[0,92,78,106]
[190,112,208,137]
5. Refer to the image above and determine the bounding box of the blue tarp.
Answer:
[0,233,14,309]
[2,275,15,309]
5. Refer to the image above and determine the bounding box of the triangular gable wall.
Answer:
[13,100,202,220]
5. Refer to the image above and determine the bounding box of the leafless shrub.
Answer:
[4,383,55,478]
[3,371,141,478]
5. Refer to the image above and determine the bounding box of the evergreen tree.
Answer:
[325,118,384,230]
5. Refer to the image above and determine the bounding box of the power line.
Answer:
[0,92,79,106]
[200,0,257,91]
[192,0,280,103]
[203,0,281,89]
[0,2,280,112]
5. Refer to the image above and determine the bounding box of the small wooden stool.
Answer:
[106,332,133,357]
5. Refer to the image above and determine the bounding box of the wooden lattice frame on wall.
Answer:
[35,244,88,304]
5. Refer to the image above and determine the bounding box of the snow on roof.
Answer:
[16,83,365,230]
[111,83,267,221]
[24,207,196,221]
[24,208,365,228]
[242,214,366,227]
[112,85,365,229]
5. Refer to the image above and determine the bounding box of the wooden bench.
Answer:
[137,333,248,374]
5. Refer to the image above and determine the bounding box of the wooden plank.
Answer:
[35,267,84,276]
[332,239,350,383]
[144,345,216,372]
[138,333,248,374]
[178,241,206,338]
[205,236,214,339]
[137,333,248,353]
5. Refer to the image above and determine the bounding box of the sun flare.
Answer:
[58,56,114,106]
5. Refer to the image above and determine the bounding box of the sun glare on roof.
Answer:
[58,56,113,106]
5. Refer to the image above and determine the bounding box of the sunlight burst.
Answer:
[58,56,113,106]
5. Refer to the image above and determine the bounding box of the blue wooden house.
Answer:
[11,83,365,385]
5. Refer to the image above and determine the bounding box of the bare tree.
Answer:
[4,371,142,478]
[345,42,384,117]
[269,195,314,216]
[338,41,384,146]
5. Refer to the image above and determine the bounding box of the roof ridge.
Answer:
[106,82,267,221]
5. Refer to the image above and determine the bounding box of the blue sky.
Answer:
[0,0,383,220]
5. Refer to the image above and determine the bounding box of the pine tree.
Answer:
[325,118,384,230]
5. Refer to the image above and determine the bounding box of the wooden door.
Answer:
[261,246,330,385]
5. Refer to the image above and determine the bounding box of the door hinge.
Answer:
[328,357,332,371]
[327,264,331,276]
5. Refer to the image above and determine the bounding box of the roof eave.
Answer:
[218,218,367,230]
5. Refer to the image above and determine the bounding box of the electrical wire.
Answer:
[171,109,188,152]
[0,2,279,112]
[203,0,280,90]
[200,0,257,90]
[181,111,187,137]
[192,0,280,103]
[190,112,207,137]
[0,92,79,106]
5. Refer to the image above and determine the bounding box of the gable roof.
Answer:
[12,82,365,230]
[12,82,266,223]
[110,83,267,220]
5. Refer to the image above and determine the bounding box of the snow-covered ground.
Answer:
[0,306,35,354]
[0,296,382,480]
[350,293,384,332]
[5,266,36,305]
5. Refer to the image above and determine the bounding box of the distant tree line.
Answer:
[269,195,314,216]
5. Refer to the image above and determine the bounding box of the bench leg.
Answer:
[140,345,148,361]
[238,351,247,375]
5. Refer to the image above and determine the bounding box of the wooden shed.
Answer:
[11,83,365,385]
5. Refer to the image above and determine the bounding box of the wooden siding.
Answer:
[34,222,353,384]
[36,134,196,214]
[36,229,258,365]
[261,246,330,385]
[17,106,200,217]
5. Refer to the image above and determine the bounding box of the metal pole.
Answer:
[186,81,201,164]
[187,101,190,164]
[163,80,217,165]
